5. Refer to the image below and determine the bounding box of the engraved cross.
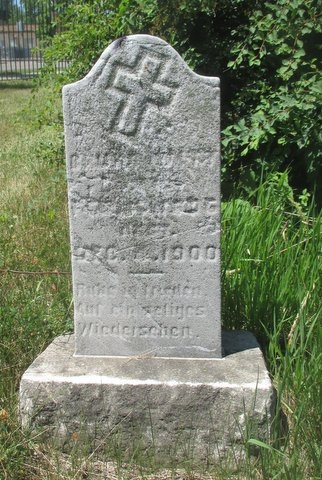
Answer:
[112,56,174,135]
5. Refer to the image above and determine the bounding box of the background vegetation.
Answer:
[41,0,322,204]
[0,0,321,478]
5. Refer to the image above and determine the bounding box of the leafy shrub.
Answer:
[222,0,322,203]
[42,0,255,81]
[40,0,321,203]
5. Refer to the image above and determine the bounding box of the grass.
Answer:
[0,84,321,479]
[0,84,72,479]
[221,180,321,478]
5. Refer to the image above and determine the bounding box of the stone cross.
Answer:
[63,35,221,358]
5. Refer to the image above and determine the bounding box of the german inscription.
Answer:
[63,35,221,357]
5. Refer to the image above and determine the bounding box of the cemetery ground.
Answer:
[0,84,320,479]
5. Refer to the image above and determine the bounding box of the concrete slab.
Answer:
[19,331,275,461]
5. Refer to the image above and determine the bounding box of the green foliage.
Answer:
[223,0,322,202]
[222,172,321,341]
[0,0,15,22]
[0,84,72,479]
[222,172,321,478]
[40,0,256,89]
[0,85,72,380]
[41,0,156,82]
[40,0,321,202]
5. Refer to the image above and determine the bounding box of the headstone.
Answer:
[63,34,221,358]
[19,35,275,461]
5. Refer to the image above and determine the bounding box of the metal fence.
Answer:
[0,0,63,80]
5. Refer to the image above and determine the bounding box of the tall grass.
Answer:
[0,84,72,479]
[0,85,321,479]
[222,173,321,478]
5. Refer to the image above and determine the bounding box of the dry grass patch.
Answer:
[24,444,248,480]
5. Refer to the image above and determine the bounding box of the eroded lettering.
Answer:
[81,322,193,339]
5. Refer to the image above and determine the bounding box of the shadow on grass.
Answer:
[222,330,259,356]
[0,80,34,89]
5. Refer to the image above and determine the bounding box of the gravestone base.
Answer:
[19,330,275,462]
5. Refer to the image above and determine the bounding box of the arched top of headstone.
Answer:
[64,34,219,92]
[63,34,220,150]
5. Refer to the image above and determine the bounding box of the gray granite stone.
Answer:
[19,36,276,461]
[19,332,275,461]
[63,35,221,358]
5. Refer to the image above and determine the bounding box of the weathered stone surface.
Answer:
[19,332,275,460]
[63,35,221,358]
[19,36,276,461]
